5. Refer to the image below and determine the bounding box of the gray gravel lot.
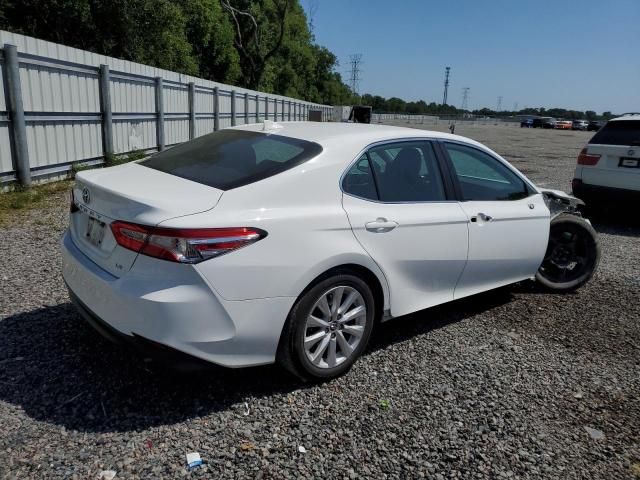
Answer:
[0,123,638,479]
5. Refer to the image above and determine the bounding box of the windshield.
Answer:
[141,130,323,190]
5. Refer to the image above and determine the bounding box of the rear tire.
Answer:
[535,214,600,292]
[277,273,375,382]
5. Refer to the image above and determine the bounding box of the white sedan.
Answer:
[62,122,599,380]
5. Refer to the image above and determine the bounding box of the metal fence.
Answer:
[0,31,332,186]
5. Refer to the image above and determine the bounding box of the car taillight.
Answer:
[110,221,267,263]
[577,147,600,166]
[70,189,79,213]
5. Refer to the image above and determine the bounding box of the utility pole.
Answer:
[348,54,363,97]
[496,96,503,112]
[461,87,470,111]
[442,66,451,105]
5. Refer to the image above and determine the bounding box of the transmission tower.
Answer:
[513,102,518,112]
[461,87,470,111]
[496,96,503,112]
[442,66,451,105]
[348,54,363,96]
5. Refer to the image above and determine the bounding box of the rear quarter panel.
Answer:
[157,148,391,308]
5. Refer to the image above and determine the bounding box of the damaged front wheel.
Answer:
[535,213,600,292]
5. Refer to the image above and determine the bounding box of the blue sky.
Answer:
[304,0,640,113]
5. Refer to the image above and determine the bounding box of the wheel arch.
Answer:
[291,256,390,319]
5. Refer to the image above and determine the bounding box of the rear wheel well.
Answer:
[276,263,385,380]
[296,264,385,323]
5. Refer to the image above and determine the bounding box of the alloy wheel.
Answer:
[302,286,367,369]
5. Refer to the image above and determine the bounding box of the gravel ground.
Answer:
[0,123,639,479]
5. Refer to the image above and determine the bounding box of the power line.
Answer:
[496,96,503,112]
[348,54,363,96]
[442,66,451,105]
[461,87,470,111]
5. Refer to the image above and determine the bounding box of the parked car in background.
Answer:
[572,113,640,205]
[587,120,605,131]
[555,120,572,130]
[572,120,589,131]
[62,122,599,380]
[533,117,557,129]
[520,118,534,128]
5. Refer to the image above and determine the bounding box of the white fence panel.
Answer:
[165,119,189,146]
[20,65,99,113]
[113,120,156,154]
[163,85,188,114]
[195,119,214,137]
[26,122,101,168]
[194,90,213,114]
[0,62,5,111]
[0,125,12,174]
[111,78,155,113]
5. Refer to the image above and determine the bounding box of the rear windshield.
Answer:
[589,120,640,146]
[141,130,322,190]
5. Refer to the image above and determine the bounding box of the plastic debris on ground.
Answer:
[98,470,117,480]
[584,426,605,440]
[186,452,203,470]
[298,446,307,453]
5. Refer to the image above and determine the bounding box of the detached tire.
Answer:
[277,273,375,382]
[535,213,600,292]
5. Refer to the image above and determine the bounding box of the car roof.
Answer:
[609,113,640,122]
[229,121,484,150]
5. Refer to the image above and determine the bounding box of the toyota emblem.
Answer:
[629,149,636,156]
[82,187,91,204]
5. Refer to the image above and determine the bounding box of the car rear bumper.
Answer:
[61,231,295,368]
[572,180,640,204]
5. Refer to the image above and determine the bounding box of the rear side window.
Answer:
[342,155,378,200]
[141,130,322,190]
[342,141,447,202]
[589,120,640,146]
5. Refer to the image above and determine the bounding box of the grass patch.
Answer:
[0,180,73,226]
[105,150,148,167]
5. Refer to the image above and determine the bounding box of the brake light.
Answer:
[577,147,600,165]
[110,222,267,263]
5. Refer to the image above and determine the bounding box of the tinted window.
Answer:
[141,130,322,190]
[444,143,530,201]
[589,120,640,146]
[342,155,378,200]
[368,142,446,202]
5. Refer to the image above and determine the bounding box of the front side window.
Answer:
[142,130,322,190]
[443,143,530,201]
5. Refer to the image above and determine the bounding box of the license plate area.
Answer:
[619,157,639,168]
[86,217,106,247]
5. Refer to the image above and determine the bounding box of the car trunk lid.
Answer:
[70,163,223,276]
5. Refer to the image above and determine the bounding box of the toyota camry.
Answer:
[62,122,599,380]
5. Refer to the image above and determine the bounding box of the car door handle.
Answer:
[470,213,493,223]
[365,218,398,232]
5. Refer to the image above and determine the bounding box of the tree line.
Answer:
[362,95,615,120]
[0,0,354,105]
[0,0,615,118]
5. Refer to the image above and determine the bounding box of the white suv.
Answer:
[572,113,640,204]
